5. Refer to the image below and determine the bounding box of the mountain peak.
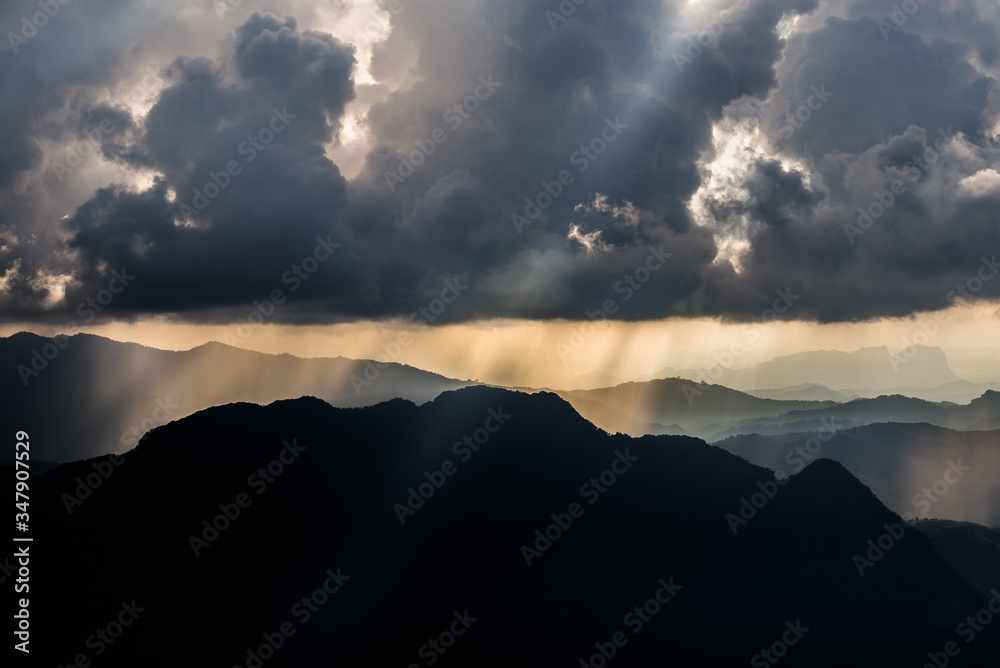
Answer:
[777,458,894,523]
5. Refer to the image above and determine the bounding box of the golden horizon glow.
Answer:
[3,301,999,389]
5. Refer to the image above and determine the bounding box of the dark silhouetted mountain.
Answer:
[719,422,1000,525]
[914,520,1000,596]
[14,387,1000,666]
[0,331,469,461]
[0,457,61,473]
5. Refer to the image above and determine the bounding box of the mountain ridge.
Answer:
[18,386,997,666]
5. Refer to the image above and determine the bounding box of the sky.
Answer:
[2,0,1000,386]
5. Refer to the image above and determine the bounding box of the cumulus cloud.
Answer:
[1,0,999,325]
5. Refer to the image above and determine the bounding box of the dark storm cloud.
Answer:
[0,0,153,310]
[709,0,1000,322]
[54,12,364,321]
[346,0,818,321]
[2,0,1000,324]
[764,15,990,161]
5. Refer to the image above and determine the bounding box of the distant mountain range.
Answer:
[719,422,1000,526]
[10,332,1000,464]
[943,346,1000,383]
[0,332,471,461]
[12,387,1000,665]
[831,379,1000,405]
[555,377,1000,442]
[555,378,838,439]
[709,391,1000,440]
[745,383,856,402]
[654,346,1000,403]
[667,345,960,390]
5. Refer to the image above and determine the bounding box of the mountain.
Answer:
[836,379,1000,404]
[0,332,470,461]
[970,415,1000,431]
[746,383,853,402]
[556,378,1000,442]
[553,392,687,436]
[709,390,1000,440]
[944,347,1000,383]
[13,387,999,666]
[718,422,1000,525]
[669,346,960,392]
[556,378,837,439]
[914,520,1000,596]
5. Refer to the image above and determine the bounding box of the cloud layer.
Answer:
[2,0,999,325]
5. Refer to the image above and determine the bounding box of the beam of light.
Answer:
[5,303,1000,391]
